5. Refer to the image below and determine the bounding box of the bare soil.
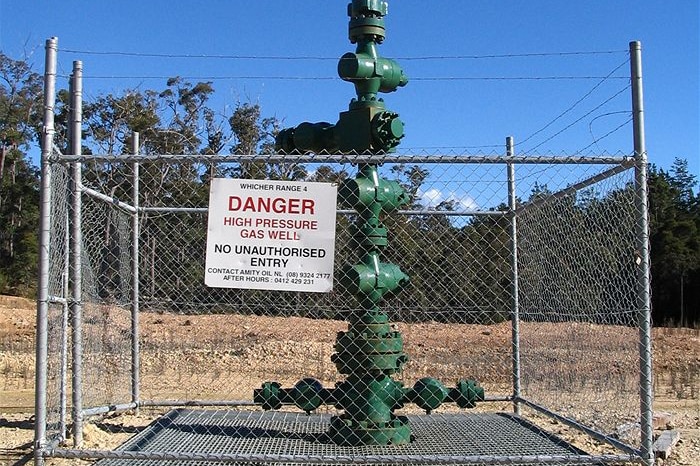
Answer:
[1,295,698,465]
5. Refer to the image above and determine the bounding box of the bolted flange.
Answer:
[372,111,404,150]
[329,415,411,446]
[347,0,389,44]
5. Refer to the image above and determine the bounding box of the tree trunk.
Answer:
[0,145,6,188]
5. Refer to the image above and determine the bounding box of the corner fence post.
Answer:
[506,136,521,415]
[69,60,85,447]
[34,36,58,466]
[59,212,69,441]
[131,132,141,412]
[630,40,653,466]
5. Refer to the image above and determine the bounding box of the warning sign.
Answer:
[204,178,338,292]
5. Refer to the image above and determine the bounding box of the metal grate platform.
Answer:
[97,409,596,465]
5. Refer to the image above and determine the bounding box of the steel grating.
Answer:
[94,409,601,466]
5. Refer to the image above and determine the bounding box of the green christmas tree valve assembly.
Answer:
[254,0,484,446]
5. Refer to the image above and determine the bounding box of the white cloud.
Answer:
[419,188,478,211]
[454,195,478,211]
[421,188,444,206]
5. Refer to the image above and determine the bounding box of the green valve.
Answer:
[259,0,484,446]
[292,378,325,414]
[339,166,409,212]
[338,51,407,98]
[450,379,486,409]
[333,375,406,421]
[275,0,408,154]
[410,378,449,414]
[254,381,283,410]
[340,251,409,304]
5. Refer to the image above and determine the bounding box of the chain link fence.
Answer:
[36,150,653,465]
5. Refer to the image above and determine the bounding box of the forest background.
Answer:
[1,51,698,326]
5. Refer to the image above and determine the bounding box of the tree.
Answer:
[0,53,42,296]
[69,81,269,306]
[230,102,307,181]
[648,159,700,326]
[3,48,695,330]
[669,158,697,209]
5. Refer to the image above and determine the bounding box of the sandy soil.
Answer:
[1,295,698,465]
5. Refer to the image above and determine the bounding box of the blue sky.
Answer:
[1,0,698,178]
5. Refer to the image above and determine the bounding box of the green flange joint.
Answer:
[258,0,485,446]
[339,164,409,213]
[340,251,409,304]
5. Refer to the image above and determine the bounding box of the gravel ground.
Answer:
[1,295,698,465]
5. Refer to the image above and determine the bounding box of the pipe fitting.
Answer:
[340,252,409,303]
[347,0,389,43]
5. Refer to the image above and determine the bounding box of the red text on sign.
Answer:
[228,196,315,215]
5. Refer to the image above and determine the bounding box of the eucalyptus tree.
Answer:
[0,53,42,296]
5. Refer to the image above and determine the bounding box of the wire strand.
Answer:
[59,48,628,61]
[580,116,633,153]
[412,76,629,81]
[518,58,630,146]
[402,144,503,150]
[523,84,631,153]
[588,110,632,133]
[57,74,628,82]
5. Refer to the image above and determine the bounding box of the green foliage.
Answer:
[0,52,697,328]
[648,159,700,326]
[0,53,42,297]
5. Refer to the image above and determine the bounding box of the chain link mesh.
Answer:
[516,163,642,442]
[41,152,650,464]
[44,163,70,443]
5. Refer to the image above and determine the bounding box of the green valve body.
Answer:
[257,0,484,446]
[275,0,407,155]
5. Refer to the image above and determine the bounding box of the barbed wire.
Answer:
[579,116,633,154]
[522,84,631,153]
[401,144,503,150]
[55,48,630,82]
[412,76,629,81]
[56,74,629,82]
[59,48,628,61]
[53,46,634,154]
[517,59,630,147]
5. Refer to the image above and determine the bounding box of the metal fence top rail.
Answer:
[54,153,636,165]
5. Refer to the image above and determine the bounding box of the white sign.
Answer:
[204,178,338,292]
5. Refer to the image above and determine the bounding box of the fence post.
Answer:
[630,40,653,466]
[34,36,58,466]
[69,60,84,447]
[58,70,72,442]
[131,132,141,412]
[506,136,521,415]
[59,194,70,442]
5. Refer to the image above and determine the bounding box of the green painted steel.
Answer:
[275,0,407,154]
[328,161,412,443]
[291,378,325,414]
[256,0,485,446]
[449,379,486,409]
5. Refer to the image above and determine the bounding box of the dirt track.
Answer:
[1,295,698,465]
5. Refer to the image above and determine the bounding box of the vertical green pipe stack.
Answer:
[256,0,484,446]
[331,162,412,445]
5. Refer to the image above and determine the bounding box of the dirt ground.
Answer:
[1,294,698,465]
